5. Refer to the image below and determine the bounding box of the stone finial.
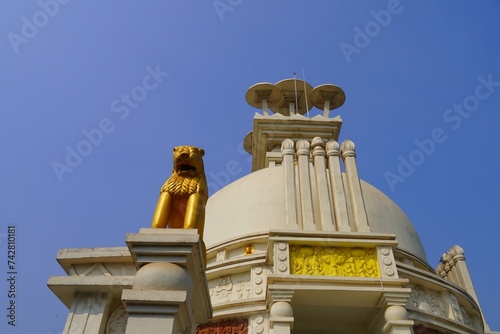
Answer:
[435,262,446,278]
[311,137,325,149]
[311,137,326,158]
[281,138,295,156]
[326,139,340,157]
[296,139,310,156]
[340,140,356,159]
[441,252,452,264]
[452,244,464,256]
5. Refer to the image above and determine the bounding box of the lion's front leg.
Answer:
[184,193,206,235]
[151,192,172,228]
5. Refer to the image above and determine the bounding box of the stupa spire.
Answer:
[243,78,347,172]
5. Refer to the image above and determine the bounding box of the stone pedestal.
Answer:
[48,229,212,334]
[122,229,212,334]
[269,290,294,334]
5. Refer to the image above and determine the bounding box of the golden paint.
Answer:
[243,245,255,255]
[151,146,208,239]
[290,246,379,278]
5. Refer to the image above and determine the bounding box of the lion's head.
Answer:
[172,145,205,177]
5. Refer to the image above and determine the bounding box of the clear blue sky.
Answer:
[1,1,500,332]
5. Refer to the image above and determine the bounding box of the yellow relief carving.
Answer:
[290,246,379,278]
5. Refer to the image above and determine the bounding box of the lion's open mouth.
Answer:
[177,163,197,173]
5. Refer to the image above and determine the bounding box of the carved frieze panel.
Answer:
[401,258,415,266]
[290,246,379,278]
[216,249,227,262]
[409,285,473,327]
[196,318,248,334]
[448,292,463,322]
[409,285,445,317]
[460,306,472,326]
[208,273,251,305]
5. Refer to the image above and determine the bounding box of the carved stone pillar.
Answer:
[450,245,480,304]
[381,292,413,334]
[341,140,370,232]
[438,245,489,331]
[62,291,112,334]
[296,139,316,230]
[326,139,351,231]
[281,139,299,229]
[441,252,457,284]
[311,137,334,231]
[448,247,463,286]
[268,290,294,334]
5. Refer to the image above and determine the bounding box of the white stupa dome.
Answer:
[204,166,427,263]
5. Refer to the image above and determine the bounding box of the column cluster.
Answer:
[280,137,370,233]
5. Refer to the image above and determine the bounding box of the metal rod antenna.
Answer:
[302,67,310,118]
[293,72,299,114]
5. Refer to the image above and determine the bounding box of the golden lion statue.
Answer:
[151,146,208,240]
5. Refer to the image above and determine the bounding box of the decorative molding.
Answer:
[290,246,379,277]
[401,258,414,267]
[63,292,112,334]
[340,139,355,159]
[275,242,290,274]
[70,262,136,277]
[212,276,233,303]
[448,292,463,323]
[311,137,326,157]
[460,306,473,326]
[409,285,445,317]
[251,314,268,334]
[196,318,248,334]
[235,280,251,300]
[436,244,466,279]
[408,285,472,326]
[325,139,340,157]
[280,138,295,156]
[106,306,127,334]
[413,324,446,334]
[208,273,251,304]
[378,246,398,278]
[216,249,227,262]
[243,245,255,255]
[295,139,310,156]
[252,266,267,297]
[80,263,112,277]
